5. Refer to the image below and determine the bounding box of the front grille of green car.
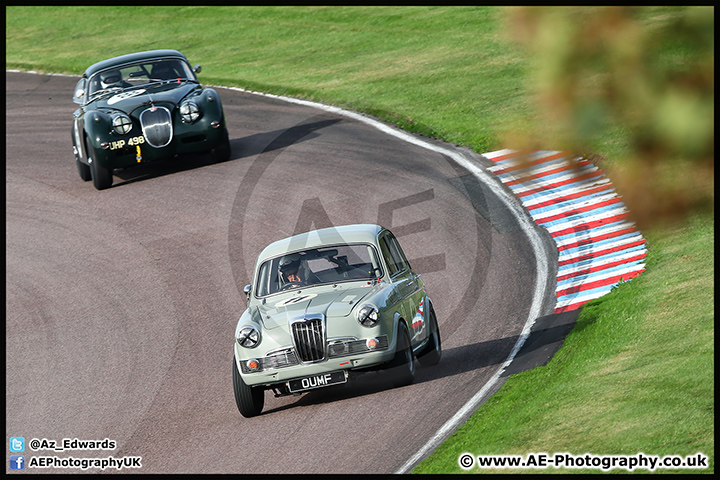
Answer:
[292,316,326,363]
[140,106,173,148]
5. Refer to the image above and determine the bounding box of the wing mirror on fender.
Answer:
[73,78,86,104]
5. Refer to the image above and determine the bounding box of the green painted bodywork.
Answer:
[72,50,228,171]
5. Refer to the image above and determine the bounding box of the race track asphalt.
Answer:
[5,71,558,474]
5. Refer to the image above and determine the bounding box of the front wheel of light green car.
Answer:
[233,359,264,418]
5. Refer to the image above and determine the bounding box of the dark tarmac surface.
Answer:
[6,71,559,474]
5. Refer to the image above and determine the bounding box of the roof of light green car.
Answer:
[256,224,386,264]
[83,49,189,78]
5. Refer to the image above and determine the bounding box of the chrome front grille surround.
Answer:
[139,106,173,147]
[328,335,389,358]
[239,348,299,373]
[291,315,326,363]
[239,334,389,374]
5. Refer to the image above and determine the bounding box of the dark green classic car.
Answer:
[72,49,231,189]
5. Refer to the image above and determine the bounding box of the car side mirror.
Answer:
[193,64,202,74]
[243,284,251,300]
[73,78,86,104]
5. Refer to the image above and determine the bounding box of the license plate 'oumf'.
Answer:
[287,371,347,393]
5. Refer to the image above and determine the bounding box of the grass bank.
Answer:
[5,6,532,156]
[414,210,714,473]
[6,6,713,474]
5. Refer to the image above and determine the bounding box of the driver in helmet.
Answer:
[279,253,305,288]
[99,70,124,90]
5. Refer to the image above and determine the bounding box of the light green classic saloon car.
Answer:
[233,224,442,417]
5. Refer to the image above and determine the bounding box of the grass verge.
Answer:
[5,6,531,155]
[413,210,713,473]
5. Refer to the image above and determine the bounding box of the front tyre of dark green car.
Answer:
[210,128,231,163]
[385,322,415,388]
[233,359,264,418]
[86,137,113,190]
[76,157,91,181]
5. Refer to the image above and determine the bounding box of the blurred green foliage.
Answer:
[505,6,714,227]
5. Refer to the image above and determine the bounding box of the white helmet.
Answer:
[100,70,122,89]
[279,253,301,277]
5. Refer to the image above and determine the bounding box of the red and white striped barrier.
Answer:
[485,150,647,314]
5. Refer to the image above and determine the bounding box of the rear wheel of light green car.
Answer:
[233,358,264,418]
[385,322,415,388]
[417,305,442,367]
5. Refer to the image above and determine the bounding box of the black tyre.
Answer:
[385,322,415,388]
[210,128,231,163]
[417,305,442,367]
[86,137,113,190]
[232,359,264,418]
[76,157,91,181]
